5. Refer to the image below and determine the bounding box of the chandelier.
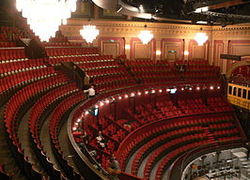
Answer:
[16,0,77,42]
[194,29,208,46]
[80,25,99,43]
[138,25,154,44]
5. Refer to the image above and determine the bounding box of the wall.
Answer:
[61,19,212,62]
[60,4,250,75]
[212,25,250,74]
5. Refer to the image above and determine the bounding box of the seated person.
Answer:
[96,131,106,149]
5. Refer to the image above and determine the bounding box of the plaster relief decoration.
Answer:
[99,37,125,58]
[161,38,184,62]
[213,40,224,70]
[188,40,209,61]
[227,40,250,70]
[131,38,156,61]
[103,43,118,58]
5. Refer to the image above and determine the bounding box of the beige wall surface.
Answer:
[60,18,250,75]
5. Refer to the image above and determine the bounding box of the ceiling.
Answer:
[92,0,250,26]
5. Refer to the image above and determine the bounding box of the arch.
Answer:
[226,59,250,79]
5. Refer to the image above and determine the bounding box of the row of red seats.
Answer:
[143,132,208,179]
[46,47,99,56]
[4,75,69,152]
[43,42,81,47]
[155,140,211,180]
[49,91,84,179]
[141,77,179,84]
[116,113,236,170]
[70,83,237,174]
[29,83,79,148]
[155,134,242,180]
[187,65,219,71]
[0,34,8,41]
[94,74,131,85]
[78,61,118,69]
[86,67,125,77]
[0,48,26,61]
[130,66,169,72]
[125,60,167,66]
[0,26,28,41]
[182,72,219,79]
[187,60,209,65]
[47,55,112,65]
[0,67,56,94]
[0,42,16,47]
[0,59,46,75]
[96,80,136,93]
[126,118,240,179]
[50,92,84,141]
[131,125,205,175]
[146,124,240,179]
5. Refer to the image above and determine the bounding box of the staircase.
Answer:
[203,126,218,145]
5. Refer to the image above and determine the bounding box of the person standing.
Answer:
[84,85,95,98]
[83,72,90,89]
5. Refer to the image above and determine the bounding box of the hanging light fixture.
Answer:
[138,25,154,44]
[16,0,77,42]
[194,28,208,46]
[80,23,99,44]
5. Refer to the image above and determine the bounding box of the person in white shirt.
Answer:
[84,85,95,98]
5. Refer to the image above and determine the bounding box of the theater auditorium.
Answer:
[0,0,250,180]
